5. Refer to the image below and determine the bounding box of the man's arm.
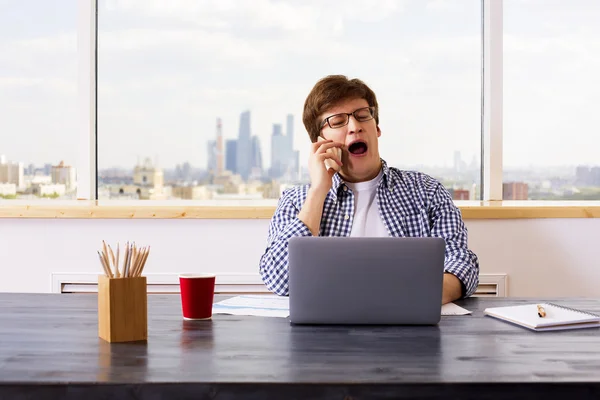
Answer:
[428,183,480,303]
[260,138,340,296]
[298,188,328,236]
[259,188,325,296]
[442,273,463,304]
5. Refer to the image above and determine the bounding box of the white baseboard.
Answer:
[52,273,507,297]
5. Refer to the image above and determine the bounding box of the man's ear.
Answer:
[377,126,381,137]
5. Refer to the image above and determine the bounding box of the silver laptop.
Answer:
[288,236,446,325]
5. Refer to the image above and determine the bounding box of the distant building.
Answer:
[286,114,294,160]
[171,185,212,200]
[134,158,163,187]
[503,182,528,200]
[225,139,237,174]
[213,170,243,188]
[270,123,287,179]
[126,157,165,200]
[576,165,591,185]
[31,183,66,197]
[175,162,192,181]
[269,115,299,181]
[0,161,24,191]
[51,160,77,192]
[575,165,600,186]
[592,167,600,186]
[250,135,264,179]
[207,139,217,175]
[216,118,224,176]
[452,189,470,200]
[453,151,462,172]
[236,111,252,180]
[0,183,16,196]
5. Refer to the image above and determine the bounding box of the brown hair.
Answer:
[302,75,379,142]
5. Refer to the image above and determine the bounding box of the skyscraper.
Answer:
[250,135,264,178]
[206,140,216,174]
[216,118,224,176]
[286,114,294,156]
[269,114,300,180]
[236,111,252,180]
[454,151,462,172]
[225,139,237,174]
[270,123,287,179]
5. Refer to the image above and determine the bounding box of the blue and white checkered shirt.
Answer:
[259,159,479,297]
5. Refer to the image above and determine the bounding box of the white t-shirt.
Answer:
[345,169,389,237]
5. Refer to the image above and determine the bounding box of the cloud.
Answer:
[102,0,318,31]
[0,77,76,94]
[0,33,76,70]
[93,0,483,169]
[99,28,273,69]
[10,0,600,169]
[100,0,402,34]
[426,0,455,12]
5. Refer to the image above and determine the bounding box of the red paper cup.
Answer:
[179,274,216,320]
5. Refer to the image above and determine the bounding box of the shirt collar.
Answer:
[330,158,394,196]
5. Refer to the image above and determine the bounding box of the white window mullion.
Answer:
[76,0,97,200]
[482,0,503,201]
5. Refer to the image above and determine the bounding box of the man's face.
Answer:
[319,97,382,183]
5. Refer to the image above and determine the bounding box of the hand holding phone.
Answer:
[318,136,342,172]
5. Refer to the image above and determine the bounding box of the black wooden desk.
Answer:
[1,294,600,400]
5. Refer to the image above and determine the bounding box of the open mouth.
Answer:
[348,140,368,155]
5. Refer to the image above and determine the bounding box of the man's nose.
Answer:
[347,115,362,133]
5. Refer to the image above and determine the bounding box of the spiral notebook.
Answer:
[484,303,600,331]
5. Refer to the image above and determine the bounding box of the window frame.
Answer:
[77,0,503,202]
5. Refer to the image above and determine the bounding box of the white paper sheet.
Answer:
[212,295,290,318]
[213,295,472,318]
[442,302,472,315]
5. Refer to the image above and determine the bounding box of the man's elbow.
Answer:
[259,267,289,297]
[263,280,289,297]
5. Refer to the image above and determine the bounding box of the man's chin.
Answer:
[340,165,380,183]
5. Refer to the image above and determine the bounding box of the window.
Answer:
[97,0,482,201]
[504,0,600,200]
[0,1,78,200]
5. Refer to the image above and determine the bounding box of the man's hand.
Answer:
[307,138,343,197]
[442,273,463,304]
[298,139,343,236]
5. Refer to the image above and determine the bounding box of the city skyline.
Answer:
[1,0,600,171]
[4,142,600,201]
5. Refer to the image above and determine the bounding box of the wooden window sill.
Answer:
[1,200,600,219]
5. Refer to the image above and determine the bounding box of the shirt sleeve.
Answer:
[259,188,313,296]
[428,183,480,298]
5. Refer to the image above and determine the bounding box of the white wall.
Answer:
[0,218,598,296]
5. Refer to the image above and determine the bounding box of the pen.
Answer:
[537,304,546,318]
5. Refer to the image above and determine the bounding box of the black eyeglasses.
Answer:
[320,106,376,130]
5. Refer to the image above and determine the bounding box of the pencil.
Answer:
[124,242,131,278]
[101,242,113,278]
[102,240,112,278]
[131,246,139,277]
[139,246,150,276]
[136,247,149,277]
[108,244,118,278]
[537,304,546,318]
[97,251,110,277]
[115,243,120,278]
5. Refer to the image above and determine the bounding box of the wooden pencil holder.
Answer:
[98,275,148,343]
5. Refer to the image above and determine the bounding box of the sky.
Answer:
[0,0,599,172]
